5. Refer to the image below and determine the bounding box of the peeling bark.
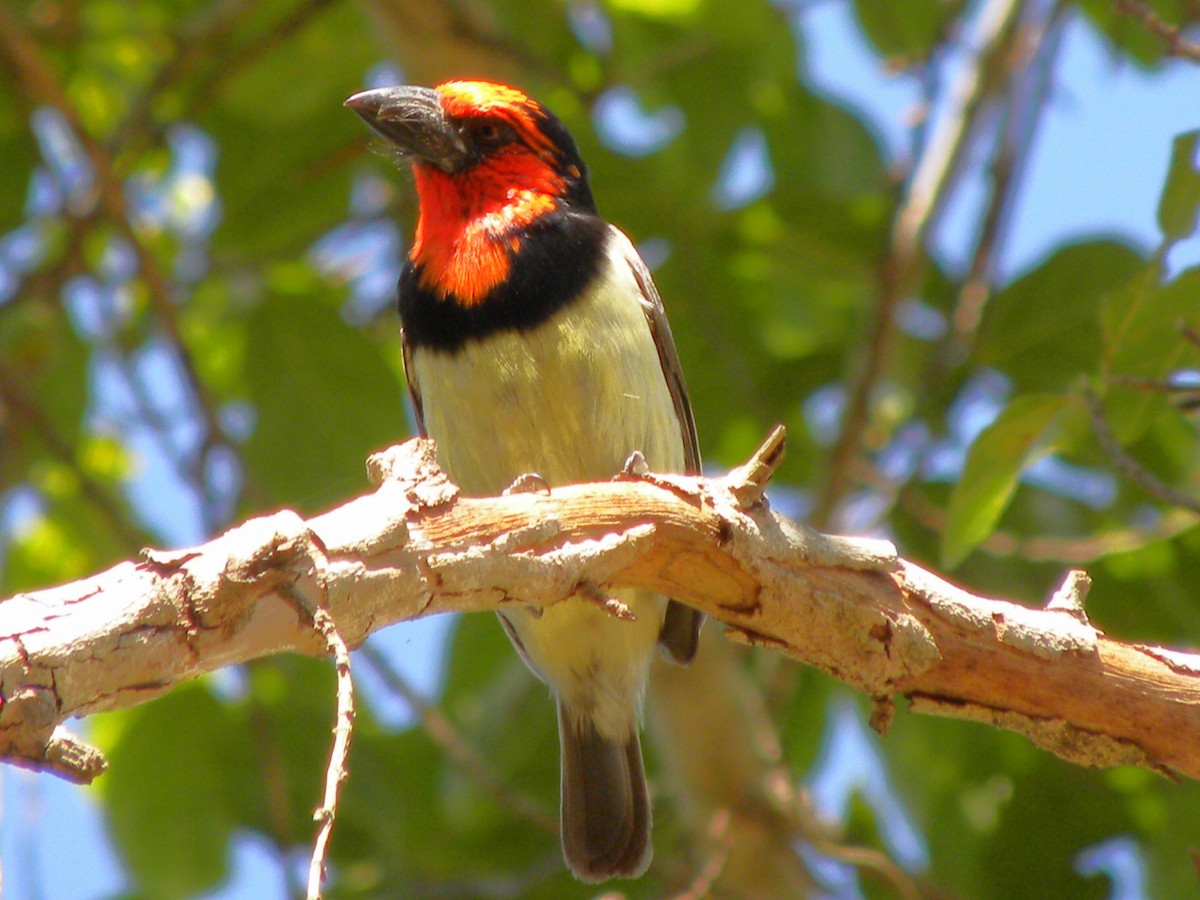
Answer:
[2,437,1198,783]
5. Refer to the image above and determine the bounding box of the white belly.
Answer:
[409,233,685,739]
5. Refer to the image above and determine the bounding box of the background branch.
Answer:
[1115,0,1200,63]
[814,0,1026,526]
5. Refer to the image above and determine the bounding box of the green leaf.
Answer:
[942,394,1075,568]
[984,761,1133,900]
[1075,0,1200,68]
[606,0,702,18]
[1101,265,1200,440]
[96,683,249,899]
[241,268,407,509]
[1157,130,1200,243]
[852,0,956,61]
[0,85,37,230]
[978,241,1145,391]
[204,2,374,261]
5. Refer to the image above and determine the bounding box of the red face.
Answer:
[409,82,571,306]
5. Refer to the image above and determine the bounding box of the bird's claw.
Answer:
[503,472,551,496]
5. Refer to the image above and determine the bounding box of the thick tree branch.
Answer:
[2,436,1198,784]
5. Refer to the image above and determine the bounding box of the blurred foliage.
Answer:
[1,0,1199,897]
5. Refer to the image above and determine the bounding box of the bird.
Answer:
[345,80,703,882]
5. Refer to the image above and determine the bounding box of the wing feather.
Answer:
[401,327,428,437]
[613,227,704,664]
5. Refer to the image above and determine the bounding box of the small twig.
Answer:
[1046,568,1092,621]
[1086,388,1200,514]
[900,481,1200,563]
[303,605,355,900]
[502,473,551,496]
[0,687,107,784]
[812,840,927,900]
[791,785,926,900]
[668,809,732,900]
[1114,0,1200,64]
[727,425,787,508]
[111,0,256,156]
[179,0,342,131]
[39,726,109,785]
[278,539,355,900]
[1111,374,1200,396]
[357,644,558,834]
[0,362,146,552]
[577,581,637,620]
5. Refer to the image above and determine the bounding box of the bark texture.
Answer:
[2,437,1197,784]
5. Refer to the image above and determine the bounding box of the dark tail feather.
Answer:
[558,702,652,882]
[658,599,703,665]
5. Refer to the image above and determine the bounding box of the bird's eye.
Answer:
[472,119,508,146]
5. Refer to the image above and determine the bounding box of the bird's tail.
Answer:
[557,700,652,883]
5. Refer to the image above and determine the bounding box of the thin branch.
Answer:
[898,481,1200,564]
[356,643,558,835]
[813,0,1026,527]
[807,838,925,900]
[1086,388,1200,514]
[726,423,788,507]
[0,362,147,552]
[303,605,354,900]
[282,551,357,900]
[951,1,1068,348]
[1111,374,1200,396]
[174,0,343,135]
[667,810,732,900]
[110,0,258,157]
[1114,0,1200,64]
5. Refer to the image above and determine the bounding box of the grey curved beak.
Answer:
[345,86,470,172]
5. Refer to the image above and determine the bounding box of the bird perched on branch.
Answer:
[346,80,703,882]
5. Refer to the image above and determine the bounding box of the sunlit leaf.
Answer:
[241,268,407,510]
[1157,130,1200,243]
[852,0,957,61]
[943,393,1078,568]
[978,241,1146,391]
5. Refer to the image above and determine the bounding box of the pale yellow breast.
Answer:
[410,230,685,495]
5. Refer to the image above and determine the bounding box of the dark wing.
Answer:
[617,228,705,664]
[401,327,428,437]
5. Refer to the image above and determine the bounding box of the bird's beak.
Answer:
[344,86,470,173]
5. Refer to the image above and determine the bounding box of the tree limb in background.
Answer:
[0,361,147,553]
[0,5,232,532]
[950,1,1068,349]
[1086,387,1200,515]
[2,432,1198,788]
[814,0,1026,527]
[1114,0,1200,64]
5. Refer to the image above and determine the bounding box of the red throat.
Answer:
[411,158,562,306]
